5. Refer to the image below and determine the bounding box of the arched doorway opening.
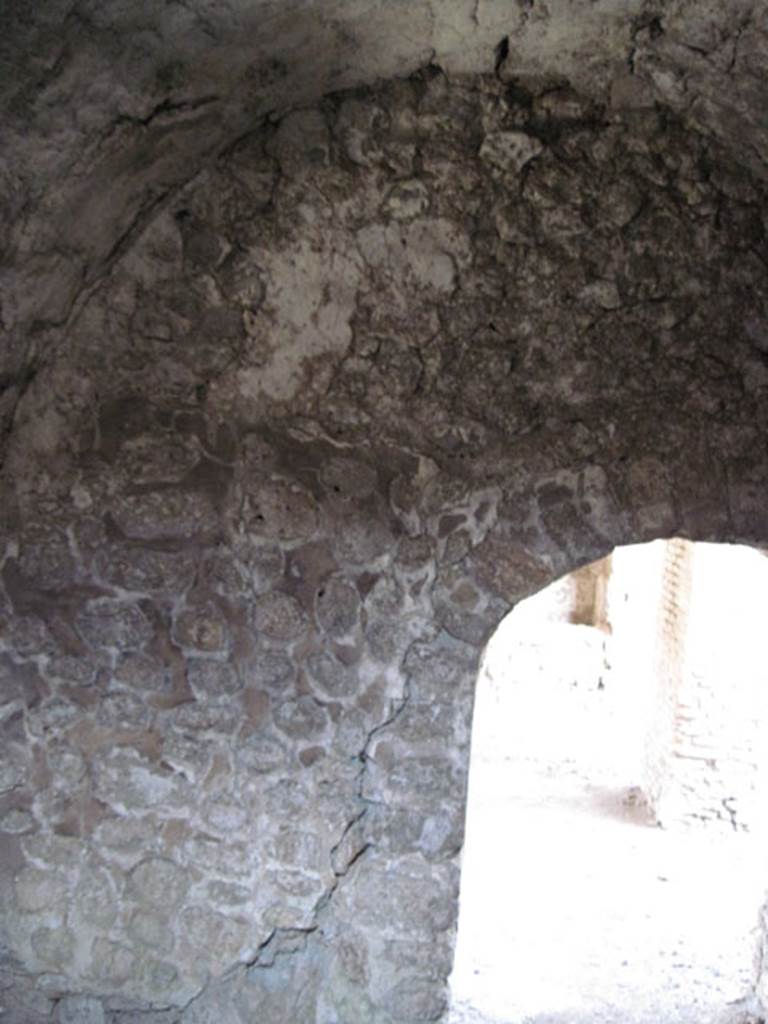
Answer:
[450,539,768,1024]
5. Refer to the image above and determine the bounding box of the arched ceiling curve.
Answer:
[1,1,767,378]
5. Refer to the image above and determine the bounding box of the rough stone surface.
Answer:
[2,5,768,1019]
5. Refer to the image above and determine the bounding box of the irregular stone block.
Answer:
[30,925,75,966]
[333,510,395,566]
[127,857,190,910]
[0,749,26,793]
[96,546,197,594]
[273,697,329,740]
[55,995,106,1024]
[268,108,330,175]
[89,937,137,986]
[95,690,153,729]
[241,479,318,542]
[252,592,306,640]
[364,753,463,809]
[235,732,287,775]
[92,748,190,812]
[206,880,251,907]
[335,97,388,168]
[315,576,361,638]
[181,906,247,965]
[1,615,58,658]
[162,733,213,784]
[392,701,456,744]
[404,636,477,701]
[136,957,180,996]
[306,651,358,699]
[479,130,543,173]
[114,433,200,484]
[16,527,78,591]
[381,976,448,1021]
[74,863,119,929]
[334,859,457,939]
[0,808,35,833]
[269,868,324,900]
[46,744,87,788]
[75,600,154,652]
[187,658,242,700]
[95,816,160,858]
[272,829,324,872]
[14,867,69,914]
[320,457,378,500]
[113,652,173,694]
[173,603,230,653]
[202,798,248,832]
[45,653,103,688]
[111,489,219,541]
[366,618,406,663]
[172,701,240,733]
[128,909,175,954]
[382,179,431,221]
[23,832,83,869]
[183,834,254,878]
[247,649,296,693]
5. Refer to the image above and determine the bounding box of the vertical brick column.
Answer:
[662,544,767,831]
[642,538,694,821]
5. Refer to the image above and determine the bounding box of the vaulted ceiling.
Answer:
[2,2,766,382]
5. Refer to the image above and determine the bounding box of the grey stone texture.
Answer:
[2,1,768,1020]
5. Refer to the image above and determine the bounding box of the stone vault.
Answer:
[2,2,768,1021]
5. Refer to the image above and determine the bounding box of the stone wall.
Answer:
[2,66,768,1023]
